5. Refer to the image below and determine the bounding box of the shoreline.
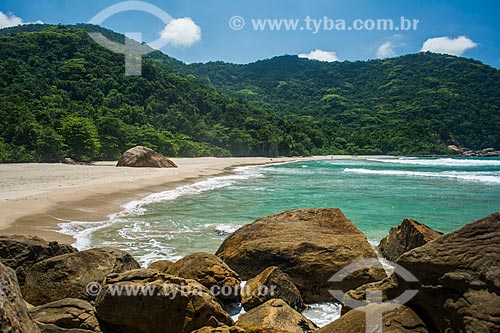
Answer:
[0,156,364,244]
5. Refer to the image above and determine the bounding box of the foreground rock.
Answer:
[378,218,442,261]
[147,259,174,272]
[236,299,316,333]
[192,326,245,333]
[341,274,399,315]
[396,212,500,332]
[0,262,41,333]
[29,298,101,333]
[116,146,177,168]
[0,235,76,288]
[24,247,140,305]
[216,208,386,302]
[166,252,241,303]
[95,269,233,333]
[317,304,428,333]
[242,266,304,312]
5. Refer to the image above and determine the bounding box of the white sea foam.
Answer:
[343,168,500,184]
[303,302,342,327]
[372,157,500,167]
[58,166,263,251]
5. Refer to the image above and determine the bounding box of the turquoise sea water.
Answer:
[59,157,500,326]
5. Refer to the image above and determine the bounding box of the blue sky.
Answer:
[1,0,499,67]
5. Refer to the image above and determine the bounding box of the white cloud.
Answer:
[298,49,338,62]
[0,11,43,29]
[420,36,477,56]
[376,41,395,59]
[160,17,201,48]
[0,11,23,28]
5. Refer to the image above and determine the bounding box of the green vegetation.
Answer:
[0,24,499,162]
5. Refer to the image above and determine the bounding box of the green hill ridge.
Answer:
[0,24,499,162]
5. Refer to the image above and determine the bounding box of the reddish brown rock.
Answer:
[396,212,500,332]
[242,266,304,312]
[236,299,317,333]
[0,234,76,288]
[95,269,234,333]
[316,304,428,333]
[166,252,241,303]
[116,146,177,168]
[23,247,140,305]
[216,208,386,303]
[378,218,442,261]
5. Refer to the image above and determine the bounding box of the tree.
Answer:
[36,127,65,162]
[60,117,101,162]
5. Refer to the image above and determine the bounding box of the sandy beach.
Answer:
[0,156,349,243]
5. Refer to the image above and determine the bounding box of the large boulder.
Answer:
[0,262,41,333]
[378,218,442,261]
[0,235,76,288]
[95,269,234,333]
[242,266,304,312]
[216,208,386,303]
[116,146,177,168]
[316,304,428,333]
[29,298,101,333]
[166,252,241,303]
[23,247,140,305]
[236,299,317,333]
[395,212,500,332]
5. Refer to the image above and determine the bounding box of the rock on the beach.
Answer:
[0,262,41,333]
[95,269,234,333]
[236,299,317,333]
[216,208,386,303]
[316,303,428,333]
[378,218,442,261]
[242,266,304,312]
[166,252,241,303]
[29,298,101,333]
[116,146,177,168]
[147,259,174,272]
[0,234,77,288]
[192,326,246,333]
[395,212,500,332]
[23,247,140,305]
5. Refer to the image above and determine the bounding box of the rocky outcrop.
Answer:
[29,298,101,333]
[216,208,386,303]
[341,274,399,315]
[316,304,428,333]
[95,269,233,333]
[166,252,241,303]
[0,235,76,288]
[24,247,140,305]
[147,259,174,272]
[395,212,500,332]
[192,326,245,333]
[462,147,500,157]
[236,299,317,333]
[378,218,442,261]
[242,266,304,312]
[116,146,177,168]
[0,262,41,333]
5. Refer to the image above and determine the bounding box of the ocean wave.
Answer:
[58,166,263,251]
[343,168,500,184]
[372,158,500,167]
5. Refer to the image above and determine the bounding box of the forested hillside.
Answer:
[1,24,499,162]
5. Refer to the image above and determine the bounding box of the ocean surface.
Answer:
[59,157,500,326]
